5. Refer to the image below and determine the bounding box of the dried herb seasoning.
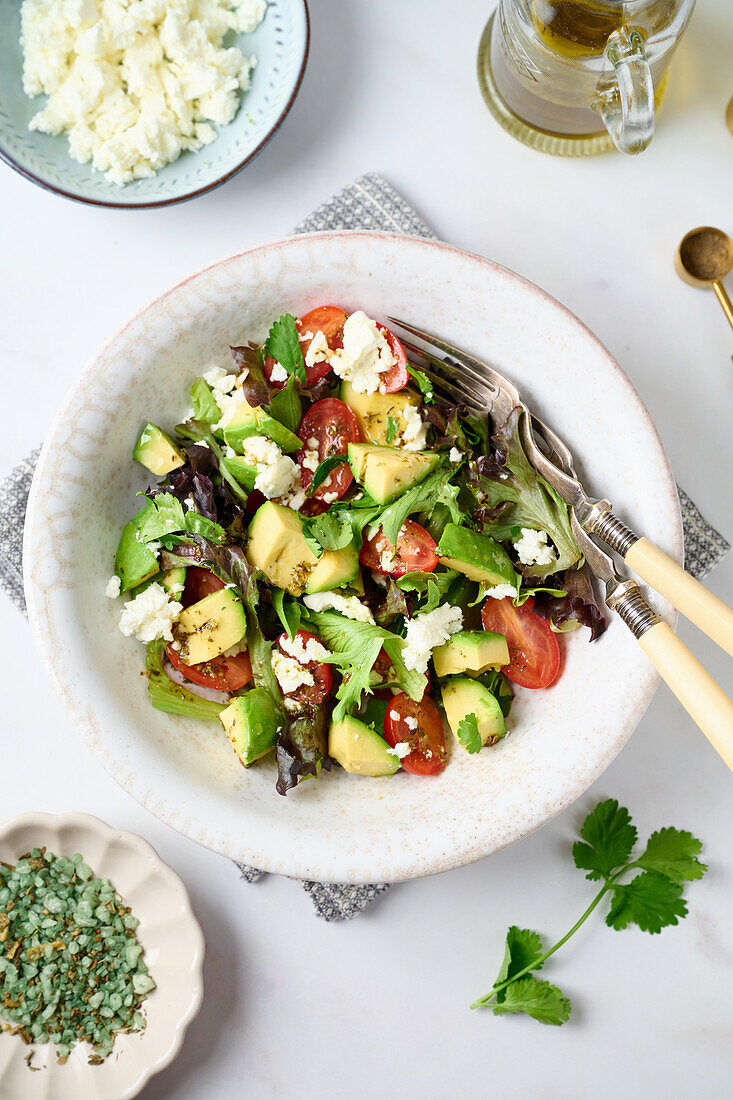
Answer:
[0,848,155,1063]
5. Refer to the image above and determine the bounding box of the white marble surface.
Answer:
[2,1,733,1096]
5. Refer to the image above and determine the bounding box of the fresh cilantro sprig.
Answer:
[471,799,707,1025]
[456,713,482,754]
[407,365,434,402]
[264,314,306,384]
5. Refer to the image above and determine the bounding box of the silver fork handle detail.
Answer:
[582,502,733,660]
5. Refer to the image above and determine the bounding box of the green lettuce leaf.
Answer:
[190,377,221,424]
[145,639,226,721]
[379,464,465,546]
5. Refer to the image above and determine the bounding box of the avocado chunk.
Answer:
[219,688,280,767]
[348,443,438,504]
[305,542,359,593]
[441,676,507,750]
[160,566,186,598]
[328,716,400,776]
[340,381,421,445]
[114,508,160,594]
[133,423,185,476]
[247,501,319,595]
[222,455,257,493]
[437,524,519,588]
[176,588,247,665]
[221,395,302,453]
[433,630,509,678]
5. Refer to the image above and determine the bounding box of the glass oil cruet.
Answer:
[478,0,697,155]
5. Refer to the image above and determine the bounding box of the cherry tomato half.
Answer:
[276,629,333,707]
[166,644,253,691]
[181,566,225,607]
[296,398,360,503]
[264,305,348,390]
[360,520,438,577]
[480,597,561,690]
[383,691,447,776]
[377,327,410,393]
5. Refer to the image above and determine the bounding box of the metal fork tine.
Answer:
[399,338,493,405]
[388,316,501,388]
[408,362,486,411]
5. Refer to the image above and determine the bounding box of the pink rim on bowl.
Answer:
[23,232,682,883]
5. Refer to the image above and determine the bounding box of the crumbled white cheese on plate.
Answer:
[483,583,518,600]
[239,434,304,508]
[203,365,238,396]
[513,528,557,567]
[400,404,428,452]
[302,592,375,624]
[118,582,182,644]
[449,446,462,463]
[402,603,463,673]
[271,649,314,695]
[269,362,288,383]
[105,574,121,599]
[306,312,397,395]
[20,0,267,185]
[387,742,411,759]
[279,633,330,664]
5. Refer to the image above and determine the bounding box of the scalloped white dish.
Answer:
[23,232,682,883]
[0,813,204,1100]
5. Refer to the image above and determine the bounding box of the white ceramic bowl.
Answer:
[0,812,204,1100]
[23,233,682,883]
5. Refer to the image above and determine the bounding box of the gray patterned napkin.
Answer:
[1,174,729,921]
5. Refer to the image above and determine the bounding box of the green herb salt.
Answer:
[0,848,155,1063]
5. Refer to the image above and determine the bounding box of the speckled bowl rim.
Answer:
[0,1,309,210]
[23,232,682,882]
[0,811,204,1100]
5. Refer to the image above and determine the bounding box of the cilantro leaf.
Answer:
[271,589,301,640]
[572,799,637,881]
[491,977,571,1026]
[380,464,464,546]
[493,927,545,1000]
[266,376,302,435]
[310,455,348,495]
[606,871,687,934]
[634,827,707,883]
[385,416,398,444]
[190,377,221,424]
[301,608,426,721]
[264,314,306,384]
[301,511,354,556]
[457,713,482,754]
[407,365,434,402]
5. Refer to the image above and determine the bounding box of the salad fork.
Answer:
[389,317,733,769]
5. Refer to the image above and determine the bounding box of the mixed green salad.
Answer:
[107,305,606,795]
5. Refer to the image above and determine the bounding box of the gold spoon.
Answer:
[675,226,733,332]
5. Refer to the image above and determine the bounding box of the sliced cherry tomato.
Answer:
[383,692,446,776]
[181,567,225,608]
[276,629,333,707]
[360,520,438,577]
[166,644,252,691]
[264,305,347,390]
[296,398,359,502]
[480,596,561,689]
[377,326,410,393]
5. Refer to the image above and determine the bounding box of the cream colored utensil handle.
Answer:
[626,537,733,658]
[639,622,733,770]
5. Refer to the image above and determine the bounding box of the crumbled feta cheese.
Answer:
[449,446,462,463]
[379,549,396,572]
[302,592,375,624]
[20,0,266,185]
[271,649,314,694]
[513,528,557,567]
[400,404,428,452]
[105,574,121,599]
[387,742,411,759]
[307,312,397,395]
[214,386,247,426]
[404,715,418,730]
[483,583,518,600]
[183,495,196,512]
[118,582,182,644]
[203,365,237,395]
[301,449,320,472]
[322,491,339,504]
[269,362,288,383]
[240,434,303,506]
[307,436,319,448]
[402,603,463,672]
[279,633,330,663]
